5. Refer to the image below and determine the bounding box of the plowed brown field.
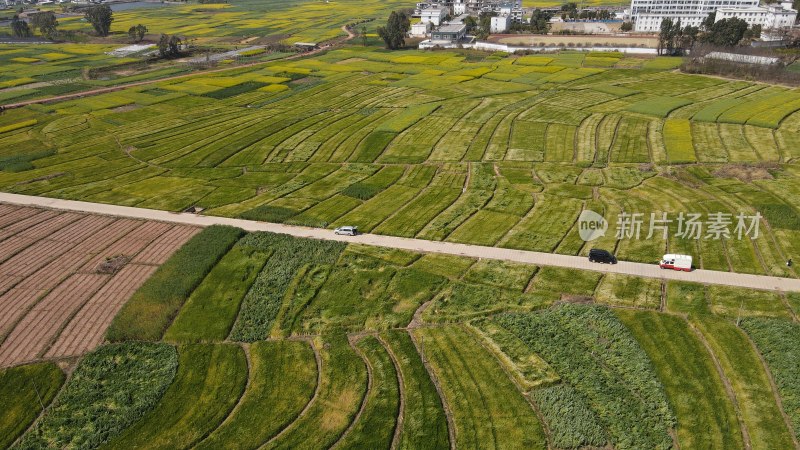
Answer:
[0,204,199,368]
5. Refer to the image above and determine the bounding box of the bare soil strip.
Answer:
[0,205,197,368]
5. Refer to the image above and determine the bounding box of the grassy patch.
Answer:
[164,245,271,342]
[498,305,675,450]
[196,341,317,449]
[692,316,796,450]
[17,343,176,450]
[0,363,64,449]
[336,336,400,448]
[229,232,345,341]
[265,333,367,450]
[107,343,247,449]
[382,330,450,450]
[530,384,607,448]
[740,317,800,438]
[107,225,245,342]
[415,325,547,449]
[616,310,742,450]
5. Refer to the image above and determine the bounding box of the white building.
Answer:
[420,7,448,26]
[715,3,797,29]
[453,0,466,14]
[631,0,797,31]
[631,0,757,31]
[410,21,432,37]
[430,23,467,42]
[490,15,512,32]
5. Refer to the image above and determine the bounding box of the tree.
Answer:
[168,34,182,55]
[620,21,633,32]
[464,15,478,33]
[10,15,31,38]
[361,25,367,46]
[659,18,697,55]
[128,24,147,43]
[701,11,716,31]
[703,17,749,46]
[376,11,410,50]
[29,11,58,40]
[529,9,552,34]
[85,4,113,37]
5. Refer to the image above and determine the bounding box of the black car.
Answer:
[588,248,617,264]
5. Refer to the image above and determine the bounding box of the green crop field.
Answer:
[3,46,799,279]
[4,227,800,449]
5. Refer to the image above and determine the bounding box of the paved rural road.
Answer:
[1,192,798,293]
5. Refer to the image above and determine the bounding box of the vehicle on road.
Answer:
[660,254,692,271]
[588,248,617,264]
[334,225,358,236]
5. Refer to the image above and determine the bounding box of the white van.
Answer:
[660,254,692,272]
[334,226,358,236]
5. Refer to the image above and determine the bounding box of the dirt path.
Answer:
[2,193,799,293]
[0,25,357,111]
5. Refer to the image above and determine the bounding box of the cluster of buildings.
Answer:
[628,0,797,32]
[412,0,525,39]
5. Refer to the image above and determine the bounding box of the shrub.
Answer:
[106,225,244,341]
[240,204,298,223]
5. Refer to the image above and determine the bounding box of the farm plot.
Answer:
[616,311,743,450]
[498,305,675,450]
[414,325,547,449]
[196,340,317,449]
[0,205,199,367]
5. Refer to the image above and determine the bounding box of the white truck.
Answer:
[659,254,693,272]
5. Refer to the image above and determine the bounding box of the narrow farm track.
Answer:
[0,25,357,111]
[2,193,799,293]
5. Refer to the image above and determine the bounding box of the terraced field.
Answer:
[2,228,799,449]
[2,48,800,280]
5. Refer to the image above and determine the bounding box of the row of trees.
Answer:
[559,3,612,21]
[8,4,113,40]
[658,12,762,55]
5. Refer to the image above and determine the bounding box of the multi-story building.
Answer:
[630,0,796,31]
[420,7,448,25]
[715,3,797,28]
[490,14,512,32]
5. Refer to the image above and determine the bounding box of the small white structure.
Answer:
[490,15,512,33]
[705,51,780,64]
[453,0,466,15]
[410,21,432,37]
[715,3,797,29]
[420,7,448,26]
